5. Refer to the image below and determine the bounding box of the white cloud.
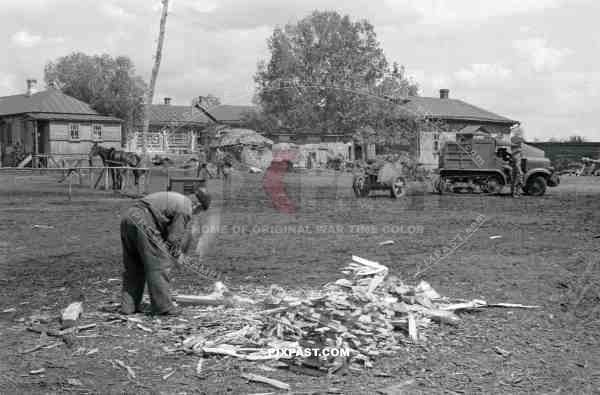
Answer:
[10,29,66,48]
[101,3,135,19]
[385,0,559,26]
[454,63,512,85]
[514,37,571,72]
[11,30,42,47]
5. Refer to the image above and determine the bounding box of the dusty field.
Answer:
[0,170,599,394]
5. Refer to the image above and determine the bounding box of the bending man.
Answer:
[119,189,210,315]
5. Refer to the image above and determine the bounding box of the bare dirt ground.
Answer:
[0,170,599,394]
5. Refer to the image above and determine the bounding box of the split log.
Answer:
[201,345,277,361]
[439,299,487,311]
[61,302,83,328]
[240,372,290,391]
[175,294,228,306]
[487,302,541,309]
[407,313,417,341]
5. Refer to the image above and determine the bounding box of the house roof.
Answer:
[395,96,518,125]
[0,89,122,122]
[26,113,122,122]
[147,104,256,126]
[147,104,211,126]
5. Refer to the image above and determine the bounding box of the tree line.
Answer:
[43,10,420,146]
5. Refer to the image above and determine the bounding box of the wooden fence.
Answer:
[0,166,151,200]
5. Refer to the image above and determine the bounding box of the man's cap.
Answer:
[194,187,211,211]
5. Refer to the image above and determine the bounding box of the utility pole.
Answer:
[140,0,169,156]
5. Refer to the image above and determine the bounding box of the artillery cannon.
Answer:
[352,160,408,198]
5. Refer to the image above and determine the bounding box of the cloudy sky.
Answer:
[2,0,599,141]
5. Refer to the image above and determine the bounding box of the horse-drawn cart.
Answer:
[352,161,407,198]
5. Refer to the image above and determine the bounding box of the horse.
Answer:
[89,142,120,189]
[89,142,142,190]
[110,149,142,187]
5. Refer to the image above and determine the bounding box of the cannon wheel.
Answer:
[390,176,407,198]
[353,175,371,197]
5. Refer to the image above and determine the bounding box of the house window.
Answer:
[92,124,102,141]
[69,123,80,140]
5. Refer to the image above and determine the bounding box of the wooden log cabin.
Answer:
[0,80,122,167]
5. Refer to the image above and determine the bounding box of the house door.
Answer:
[37,122,48,154]
[36,121,50,167]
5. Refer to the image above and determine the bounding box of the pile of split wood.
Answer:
[177,255,539,375]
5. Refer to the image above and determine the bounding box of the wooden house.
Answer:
[0,81,122,167]
[129,97,256,154]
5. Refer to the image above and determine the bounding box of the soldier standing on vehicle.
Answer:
[510,137,524,197]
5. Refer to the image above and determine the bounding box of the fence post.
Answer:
[104,167,109,190]
[121,169,127,192]
[67,174,72,201]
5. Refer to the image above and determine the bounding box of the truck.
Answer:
[435,130,560,196]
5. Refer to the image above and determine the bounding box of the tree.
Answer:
[253,11,418,135]
[566,135,586,143]
[378,62,419,99]
[44,53,146,143]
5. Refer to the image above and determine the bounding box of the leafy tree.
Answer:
[253,11,418,135]
[44,52,147,142]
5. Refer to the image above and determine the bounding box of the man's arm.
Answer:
[165,213,190,257]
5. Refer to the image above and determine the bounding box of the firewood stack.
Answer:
[253,256,449,373]
[182,255,537,374]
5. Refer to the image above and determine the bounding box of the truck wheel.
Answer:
[525,175,547,196]
[391,176,407,198]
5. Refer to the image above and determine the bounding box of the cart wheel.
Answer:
[391,176,407,198]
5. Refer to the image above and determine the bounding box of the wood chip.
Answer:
[77,323,97,331]
[137,323,153,333]
[407,313,418,341]
[114,359,136,379]
[29,368,45,375]
[61,302,83,328]
[240,372,290,391]
[21,344,46,354]
[67,378,83,386]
